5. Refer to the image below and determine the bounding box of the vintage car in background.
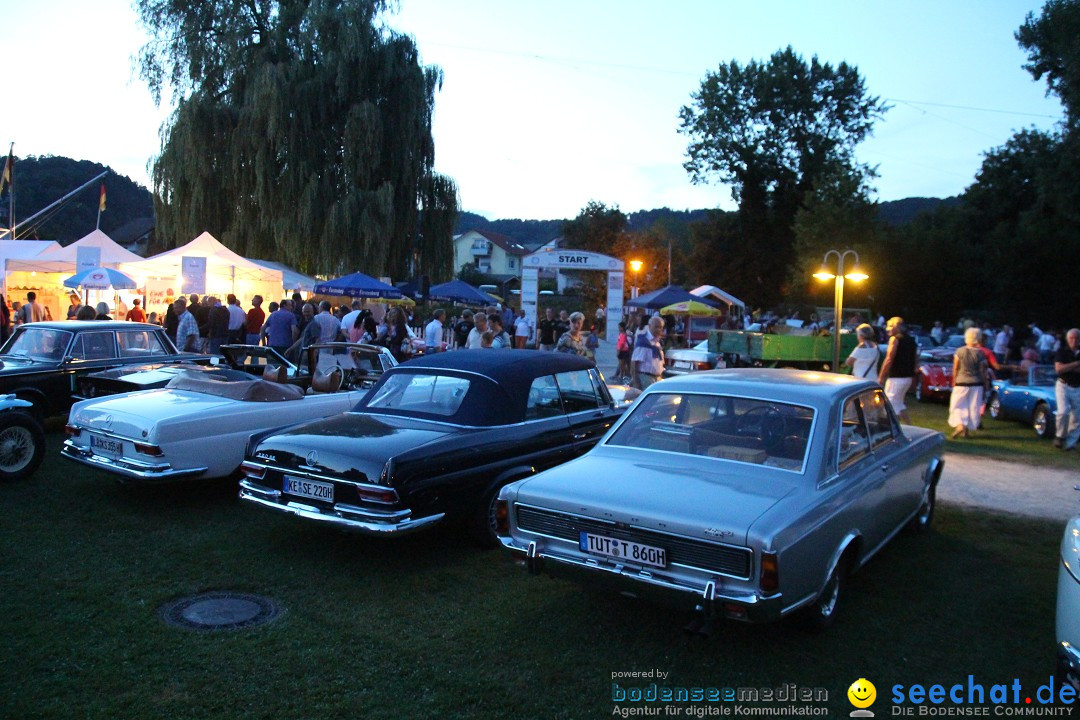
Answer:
[77,343,395,398]
[61,343,395,482]
[496,369,945,630]
[915,354,952,403]
[0,394,45,481]
[0,321,209,419]
[663,339,724,378]
[987,365,1058,438]
[1058,507,1080,691]
[239,350,626,545]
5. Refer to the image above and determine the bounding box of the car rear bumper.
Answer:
[61,440,208,481]
[500,537,782,623]
[238,479,444,537]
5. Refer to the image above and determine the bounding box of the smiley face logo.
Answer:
[848,678,876,709]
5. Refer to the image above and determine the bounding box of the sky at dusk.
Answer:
[8,0,1065,221]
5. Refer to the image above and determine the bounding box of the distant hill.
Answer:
[877,196,962,226]
[0,156,153,245]
[457,200,951,246]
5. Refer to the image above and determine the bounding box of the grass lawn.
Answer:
[905,396,1077,469]
[0,434,1070,718]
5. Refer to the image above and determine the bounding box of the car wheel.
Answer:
[1033,404,1054,439]
[987,393,1001,420]
[799,560,846,633]
[906,481,936,534]
[469,483,506,549]
[0,411,45,481]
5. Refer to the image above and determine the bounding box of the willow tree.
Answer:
[137,0,458,279]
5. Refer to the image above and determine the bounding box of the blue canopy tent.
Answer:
[625,284,724,311]
[312,272,403,299]
[427,279,500,305]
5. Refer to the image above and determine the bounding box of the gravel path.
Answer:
[937,452,1079,523]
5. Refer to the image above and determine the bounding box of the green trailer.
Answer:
[709,329,858,372]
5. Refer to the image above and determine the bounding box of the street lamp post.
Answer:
[813,250,868,372]
[629,259,643,299]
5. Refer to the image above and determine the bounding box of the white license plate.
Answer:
[283,475,334,502]
[579,531,667,568]
[89,433,125,458]
[674,361,693,369]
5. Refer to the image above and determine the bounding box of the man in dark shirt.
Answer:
[206,297,232,354]
[1054,328,1080,450]
[453,310,474,349]
[537,308,558,351]
[878,316,918,424]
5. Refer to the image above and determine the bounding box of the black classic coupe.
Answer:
[239,350,625,544]
[0,321,209,419]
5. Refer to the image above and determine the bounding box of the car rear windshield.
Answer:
[606,392,815,473]
[364,373,470,417]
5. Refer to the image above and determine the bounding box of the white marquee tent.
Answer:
[123,231,283,317]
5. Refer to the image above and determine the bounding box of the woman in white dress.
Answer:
[948,327,990,439]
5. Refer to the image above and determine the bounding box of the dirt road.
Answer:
[938,452,1079,523]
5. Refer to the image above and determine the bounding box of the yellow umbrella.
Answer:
[659,300,724,316]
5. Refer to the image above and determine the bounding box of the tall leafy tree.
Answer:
[137,0,458,279]
[679,46,887,307]
[1017,0,1080,129]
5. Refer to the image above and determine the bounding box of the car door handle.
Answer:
[573,432,588,440]
[880,464,889,473]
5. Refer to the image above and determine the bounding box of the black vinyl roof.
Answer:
[362,350,598,426]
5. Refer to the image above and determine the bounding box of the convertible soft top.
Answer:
[368,350,599,426]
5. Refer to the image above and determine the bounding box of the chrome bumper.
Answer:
[61,440,208,482]
[499,537,783,623]
[1059,642,1080,690]
[238,479,444,537]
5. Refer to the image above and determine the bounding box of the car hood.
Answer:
[507,447,798,547]
[250,412,461,482]
[70,389,239,439]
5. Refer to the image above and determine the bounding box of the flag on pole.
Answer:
[98,183,106,213]
[0,152,11,195]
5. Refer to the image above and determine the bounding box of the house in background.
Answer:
[452,229,530,295]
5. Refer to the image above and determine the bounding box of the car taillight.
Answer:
[64,424,81,437]
[134,442,164,457]
[694,361,712,371]
[760,551,779,594]
[494,499,510,537]
[356,485,399,504]
[240,461,266,480]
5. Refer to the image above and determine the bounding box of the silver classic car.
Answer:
[496,369,945,630]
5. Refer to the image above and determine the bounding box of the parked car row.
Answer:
[8,325,1071,657]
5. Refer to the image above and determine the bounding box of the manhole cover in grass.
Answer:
[161,592,281,631]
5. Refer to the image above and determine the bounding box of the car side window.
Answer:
[861,389,896,449]
[71,332,118,361]
[554,369,602,414]
[838,396,871,469]
[525,375,563,420]
[117,330,167,358]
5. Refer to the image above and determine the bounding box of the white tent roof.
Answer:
[0,240,61,266]
[6,229,143,272]
[250,259,320,292]
[690,284,745,309]
[129,231,282,284]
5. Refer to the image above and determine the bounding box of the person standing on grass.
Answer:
[844,324,879,379]
[948,327,991,440]
[1054,328,1080,451]
[878,317,918,424]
